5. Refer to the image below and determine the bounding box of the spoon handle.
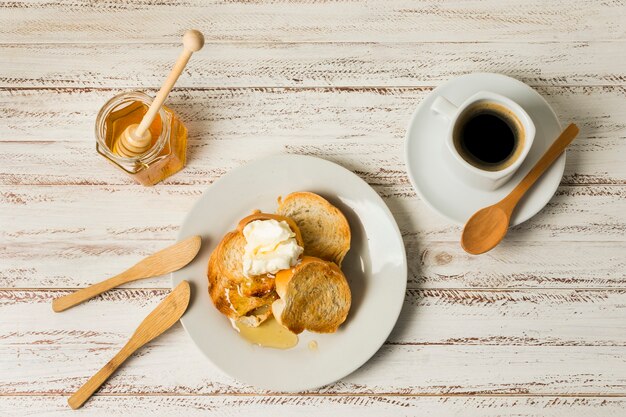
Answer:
[502,123,579,210]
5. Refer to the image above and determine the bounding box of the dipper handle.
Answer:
[133,30,204,139]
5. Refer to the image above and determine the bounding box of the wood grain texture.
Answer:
[1,0,625,414]
[2,288,626,349]
[1,41,625,88]
[1,319,626,395]
[3,396,626,417]
[4,342,625,395]
[1,0,625,43]
[0,86,624,186]
[1,185,624,244]
[50,236,199,312]
[66,281,190,409]
[2,240,625,290]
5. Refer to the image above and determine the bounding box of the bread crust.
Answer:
[272,256,351,334]
[276,192,351,266]
[208,195,353,334]
[207,231,277,320]
[207,212,303,325]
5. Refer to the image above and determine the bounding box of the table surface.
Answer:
[1,1,625,416]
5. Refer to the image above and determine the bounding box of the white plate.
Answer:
[405,73,565,225]
[172,155,407,392]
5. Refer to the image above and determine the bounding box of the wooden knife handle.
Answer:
[67,344,133,409]
[52,273,130,312]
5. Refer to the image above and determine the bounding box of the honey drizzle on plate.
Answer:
[235,317,298,349]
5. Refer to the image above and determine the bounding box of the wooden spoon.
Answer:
[67,280,191,409]
[461,123,579,255]
[115,29,204,157]
[52,235,201,312]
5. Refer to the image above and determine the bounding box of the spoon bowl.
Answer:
[461,205,510,254]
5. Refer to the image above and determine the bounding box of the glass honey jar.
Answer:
[95,91,188,186]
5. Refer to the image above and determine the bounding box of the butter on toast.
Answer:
[207,212,303,326]
[272,256,351,334]
[276,192,350,266]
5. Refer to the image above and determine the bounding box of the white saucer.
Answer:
[172,155,407,392]
[405,73,565,226]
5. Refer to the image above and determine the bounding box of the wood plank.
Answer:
[3,338,626,395]
[2,135,624,187]
[2,288,625,348]
[2,395,626,417]
[387,184,626,242]
[2,1,624,414]
[1,306,625,395]
[1,1,624,43]
[392,289,626,346]
[413,241,626,289]
[1,41,625,88]
[9,285,626,350]
[1,184,624,244]
[1,240,624,290]
[0,86,624,186]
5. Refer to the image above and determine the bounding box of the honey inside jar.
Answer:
[95,91,188,186]
[105,100,162,157]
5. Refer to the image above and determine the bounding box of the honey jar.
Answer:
[95,91,188,186]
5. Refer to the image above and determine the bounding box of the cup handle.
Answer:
[431,96,458,121]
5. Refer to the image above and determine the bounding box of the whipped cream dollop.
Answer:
[242,219,303,277]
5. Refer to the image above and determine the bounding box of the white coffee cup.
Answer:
[431,91,535,190]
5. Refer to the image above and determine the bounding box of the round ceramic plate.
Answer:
[405,73,565,226]
[172,155,407,392]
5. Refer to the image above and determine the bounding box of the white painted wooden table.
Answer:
[1,1,625,415]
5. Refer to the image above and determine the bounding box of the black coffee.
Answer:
[454,103,524,171]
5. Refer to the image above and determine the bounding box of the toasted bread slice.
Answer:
[207,231,276,320]
[276,192,350,266]
[207,212,303,326]
[272,257,351,334]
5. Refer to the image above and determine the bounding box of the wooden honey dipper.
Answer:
[114,29,204,157]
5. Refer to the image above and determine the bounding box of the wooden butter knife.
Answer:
[68,280,191,409]
[52,236,201,312]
